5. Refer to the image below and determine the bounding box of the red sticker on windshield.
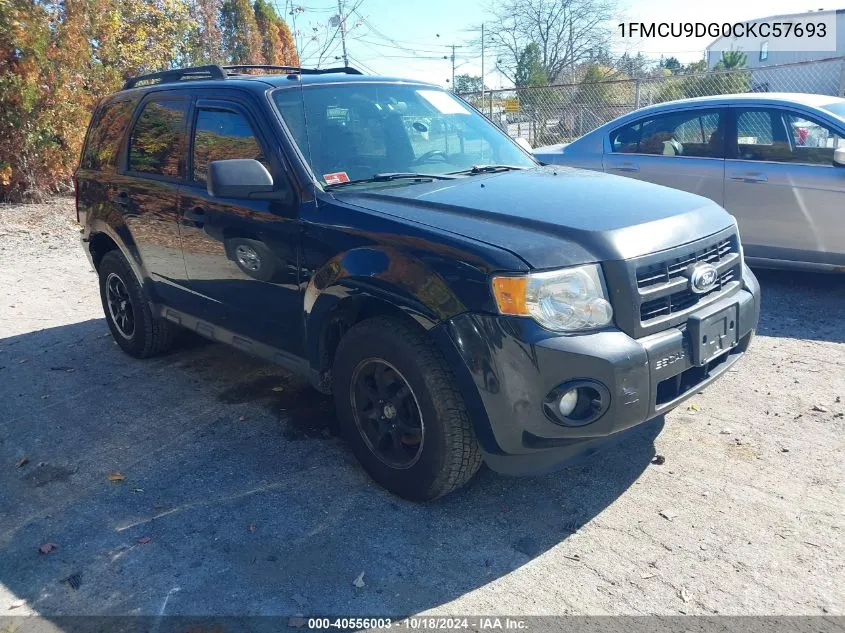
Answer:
[323,171,350,185]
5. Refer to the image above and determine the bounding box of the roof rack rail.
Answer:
[122,63,364,90]
[122,65,226,90]
[221,65,363,76]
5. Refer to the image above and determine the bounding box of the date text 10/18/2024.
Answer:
[305,617,530,630]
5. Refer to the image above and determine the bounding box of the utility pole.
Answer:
[337,0,349,67]
[449,44,463,88]
[480,23,485,102]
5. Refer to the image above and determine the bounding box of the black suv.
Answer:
[76,65,760,500]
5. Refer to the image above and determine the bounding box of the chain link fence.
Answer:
[459,56,845,147]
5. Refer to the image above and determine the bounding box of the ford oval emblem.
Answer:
[689,263,719,294]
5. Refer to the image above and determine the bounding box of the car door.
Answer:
[603,108,726,205]
[178,95,303,356]
[724,106,845,267]
[113,95,189,306]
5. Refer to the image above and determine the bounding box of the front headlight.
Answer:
[491,264,614,332]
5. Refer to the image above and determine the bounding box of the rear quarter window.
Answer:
[80,100,135,171]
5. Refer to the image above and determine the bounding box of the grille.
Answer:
[640,268,737,321]
[637,236,735,289]
[635,234,740,324]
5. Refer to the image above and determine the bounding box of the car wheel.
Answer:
[227,238,278,282]
[333,316,482,501]
[98,250,174,358]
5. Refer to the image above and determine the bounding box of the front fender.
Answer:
[303,246,468,371]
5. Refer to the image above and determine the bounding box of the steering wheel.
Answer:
[412,150,449,165]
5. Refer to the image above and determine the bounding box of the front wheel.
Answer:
[333,316,482,501]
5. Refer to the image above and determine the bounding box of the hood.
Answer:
[333,166,735,269]
[533,142,571,155]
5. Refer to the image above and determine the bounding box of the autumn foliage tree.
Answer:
[0,0,299,201]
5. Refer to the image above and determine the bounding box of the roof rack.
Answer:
[221,65,363,76]
[122,64,362,90]
[122,65,227,90]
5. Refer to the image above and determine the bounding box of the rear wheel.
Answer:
[98,250,174,358]
[333,316,482,501]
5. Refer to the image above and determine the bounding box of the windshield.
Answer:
[271,83,536,186]
[821,100,845,122]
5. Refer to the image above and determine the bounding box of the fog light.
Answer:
[558,389,578,417]
[544,380,611,427]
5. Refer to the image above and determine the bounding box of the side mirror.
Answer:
[834,147,845,167]
[514,137,533,153]
[208,159,274,198]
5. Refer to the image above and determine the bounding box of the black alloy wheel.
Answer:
[351,359,424,469]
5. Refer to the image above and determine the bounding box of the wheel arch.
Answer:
[86,220,154,301]
[304,246,468,393]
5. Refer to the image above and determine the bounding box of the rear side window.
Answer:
[81,100,134,170]
[192,109,267,185]
[128,100,186,177]
[610,110,723,158]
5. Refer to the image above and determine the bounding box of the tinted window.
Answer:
[128,100,186,177]
[81,100,134,170]
[735,108,844,164]
[192,109,267,185]
[271,84,534,185]
[611,110,723,158]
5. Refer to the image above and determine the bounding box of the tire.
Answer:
[333,316,482,501]
[98,250,174,359]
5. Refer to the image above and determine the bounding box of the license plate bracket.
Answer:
[687,304,738,366]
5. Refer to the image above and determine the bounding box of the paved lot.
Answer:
[0,198,843,617]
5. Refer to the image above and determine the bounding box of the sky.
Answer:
[286,0,841,88]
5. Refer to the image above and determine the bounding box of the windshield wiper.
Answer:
[324,172,457,189]
[447,165,527,175]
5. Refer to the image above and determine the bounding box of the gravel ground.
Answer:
[0,198,843,618]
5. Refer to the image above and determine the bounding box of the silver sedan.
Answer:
[534,93,845,272]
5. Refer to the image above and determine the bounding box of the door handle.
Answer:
[730,173,768,183]
[116,190,130,206]
[183,207,206,228]
[610,162,640,172]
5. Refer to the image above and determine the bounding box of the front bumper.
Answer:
[433,265,761,475]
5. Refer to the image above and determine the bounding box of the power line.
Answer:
[346,54,378,74]
[353,38,446,62]
[351,37,456,55]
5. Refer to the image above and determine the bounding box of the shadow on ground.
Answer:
[0,319,660,618]
[0,270,835,618]
[753,267,845,344]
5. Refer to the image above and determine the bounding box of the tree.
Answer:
[487,0,614,84]
[683,59,707,74]
[660,56,681,74]
[190,0,224,64]
[515,43,548,87]
[254,0,299,66]
[220,0,263,64]
[0,0,299,200]
[453,74,483,94]
[716,49,747,70]
[513,43,559,145]
[615,52,650,79]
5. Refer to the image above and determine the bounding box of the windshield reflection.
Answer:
[271,83,536,186]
